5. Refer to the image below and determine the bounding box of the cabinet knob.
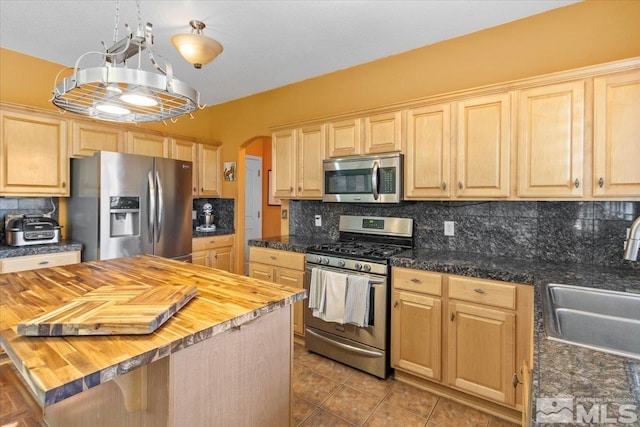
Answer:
[458,182,463,190]
[289,187,293,192]
[298,186,302,191]
[442,182,447,191]
[512,372,523,388]
[410,278,421,284]
[598,177,604,188]
[201,188,204,192]
[62,182,66,189]
[474,288,485,294]
[394,300,399,308]
[450,313,455,321]
[193,187,197,192]
[574,178,580,188]
[270,255,277,260]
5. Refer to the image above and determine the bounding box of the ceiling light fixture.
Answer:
[51,0,203,124]
[171,20,223,69]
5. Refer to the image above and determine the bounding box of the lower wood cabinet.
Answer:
[0,251,80,273]
[192,235,234,273]
[391,267,533,416]
[248,247,305,337]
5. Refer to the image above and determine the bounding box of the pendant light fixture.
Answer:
[51,0,203,124]
[171,20,223,69]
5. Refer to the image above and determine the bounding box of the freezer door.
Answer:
[154,157,193,259]
[99,152,155,259]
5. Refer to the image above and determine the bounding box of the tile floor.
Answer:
[293,343,520,427]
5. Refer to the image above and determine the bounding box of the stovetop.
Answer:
[308,241,410,261]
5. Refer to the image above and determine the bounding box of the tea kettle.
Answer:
[199,203,215,227]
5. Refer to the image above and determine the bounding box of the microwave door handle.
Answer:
[371,161,380,200]
[147,171,155,244]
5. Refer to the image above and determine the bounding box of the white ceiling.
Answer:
[0,1,578,107]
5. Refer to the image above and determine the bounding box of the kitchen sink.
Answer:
[542,283,640,360]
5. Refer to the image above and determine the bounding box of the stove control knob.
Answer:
[316,256,323,263]
[338,260,345,267]
[323,257,330,265]
[354,262,362,270]
[363,264,371,272]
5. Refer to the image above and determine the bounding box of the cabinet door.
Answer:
[296,125,325,199]
[456,94,511,198]
[517,81,585,197]
[248,263,274,282]
[211,246,234,273]
[192,250,209,267]
[0,109,69,196]
[593,70,640,197]
[276,267,305,336]
[447,301,515,406]
[327,118,362,158]
[364,111,402,154]
[391,290,441,381]
[198,144,221,197]
[272,129,296,198]
[70,121,123,158]
[125,132,169,158]
[171,139,198,196]
[405,104,451,198]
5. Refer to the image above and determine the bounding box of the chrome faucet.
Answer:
[624,216,640,261]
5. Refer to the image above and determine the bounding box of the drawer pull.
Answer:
[270,255,277,260]
[410,278,422,284]
[38,261,50,265]
[474,288,485,294]
[574,178,580,188]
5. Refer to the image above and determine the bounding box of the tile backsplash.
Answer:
[0,198,60,244]
[289,200,640,269]
[193,198,235,231]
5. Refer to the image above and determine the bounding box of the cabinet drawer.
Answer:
[0,251,80,274]
[192,234,234,251]
[448,276,516,310]
[392,267,442,296]
[249,247,304,271]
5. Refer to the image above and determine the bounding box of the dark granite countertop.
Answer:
[0,241,83,259]
[248,235,333,253]
[192,228,235,238]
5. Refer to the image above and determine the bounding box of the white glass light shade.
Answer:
[95,102,131,115]
[171,33,223,69]
[120,87,158,107]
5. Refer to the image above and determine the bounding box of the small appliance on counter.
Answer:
[196,203,216,232]
[6,215,62,246]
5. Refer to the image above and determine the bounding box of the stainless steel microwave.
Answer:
[323,153,403,203]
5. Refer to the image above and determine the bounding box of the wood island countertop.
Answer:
[0,255,306,407]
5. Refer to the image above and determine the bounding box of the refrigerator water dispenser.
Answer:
[109,196,140,237]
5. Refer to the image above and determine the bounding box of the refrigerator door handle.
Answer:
[148,171,155,244]
[155,170,164,243]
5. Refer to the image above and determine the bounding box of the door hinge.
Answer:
[258,211,260,218]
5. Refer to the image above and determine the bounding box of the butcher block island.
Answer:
[0,255,306,427]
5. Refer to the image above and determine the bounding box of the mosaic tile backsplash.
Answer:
[193,198,235,231]
[289,200,640,269]
[0,198,60,244]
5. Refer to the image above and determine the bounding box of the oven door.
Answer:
[304,264,388,350]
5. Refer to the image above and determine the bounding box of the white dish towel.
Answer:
[321,270,348,324]
[345,275,371,327]
[308,267,326,317]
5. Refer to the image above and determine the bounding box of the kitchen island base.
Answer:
[42,307,292,427]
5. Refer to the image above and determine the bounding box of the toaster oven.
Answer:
[6,215,62,246]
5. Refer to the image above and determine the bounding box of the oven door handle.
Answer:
[305,267,386,284]
[305,328,384,358]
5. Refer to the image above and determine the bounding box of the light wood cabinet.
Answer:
[517,81,585,198]
[192,234,234,273]
[593,70,640,197]
[327,118,362,158]
[125,131,169,158]
[364,111,402,154]
[405,103,451,198]
[249,246,306,336]
[456,93,511,198]
[0,251,80,273]
[170,139,198,197]
[0,109,69,196]
[70,121,123,158]
[197,144,221,197]
[272,129,296,198]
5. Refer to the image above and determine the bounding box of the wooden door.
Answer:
[171,139,198,196]
[70,121,123,157]
[0,109,69,196]
[517,81,585,197]
[212,246,234,273]
[364,111,402,154]
[456,93,511,198]
[272,129,296,198]
[198,144,221,197]
[327,118,362,158]
[296,125,325,199]
[447,301,515,406]
[276,267,305,336]
[405,104,451,198]
[593,70,640,197]
[248,263,274,282]
[125,131,169,158]
[391,290,442,381]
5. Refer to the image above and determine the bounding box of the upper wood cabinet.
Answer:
[364,111,402,154]
[0,109,69,196]
[272,129,297,198]
[327,118,362,158]
[405,103,451,198]
[198,144,221,197]
[125,131,169,158]
[593,70,640,197]
[171,139,198,196]
[456,93,512,198]
[70,121,123,158]
[517,81,585,198]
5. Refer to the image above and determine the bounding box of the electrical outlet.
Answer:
[444,221,455,236]
[315,215,322,227]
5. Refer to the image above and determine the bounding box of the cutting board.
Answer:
[17,284,197,336]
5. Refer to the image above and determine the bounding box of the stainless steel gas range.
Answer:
[304,215,413,378]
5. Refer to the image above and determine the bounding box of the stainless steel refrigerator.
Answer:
[69,151,193,262]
